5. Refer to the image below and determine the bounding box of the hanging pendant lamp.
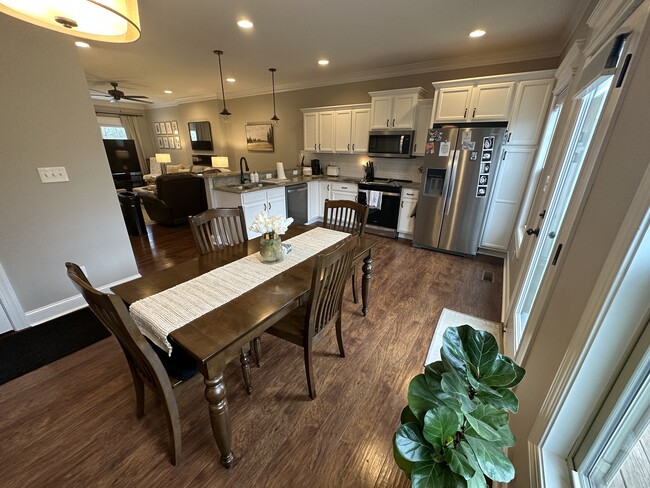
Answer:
[214,50,231,122]
[0,0,141,43]
[269,68,279,126]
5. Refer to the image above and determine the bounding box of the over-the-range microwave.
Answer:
[367,129,415,158]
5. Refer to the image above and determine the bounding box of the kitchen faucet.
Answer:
[239,157,250,184]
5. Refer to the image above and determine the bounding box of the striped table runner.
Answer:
[130,227,350,354]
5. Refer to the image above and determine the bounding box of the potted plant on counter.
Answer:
[393,325,525,487]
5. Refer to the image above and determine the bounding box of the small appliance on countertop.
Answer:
[310,159,321,175]
[326,164,340,177]
[302,166,312,176]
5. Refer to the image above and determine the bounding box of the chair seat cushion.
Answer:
[147,338,198,382]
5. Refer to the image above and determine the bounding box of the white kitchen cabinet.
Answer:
[330,181,357,202]
[333,106,370,153]
[398,188,419,236]
[434,82,514,123]
[214,187,287,239]
[369,88,426,129]
[302,109,334,152]
[307,181,320,223]
[480,147,537,250]
[413,99,434,156]
[303,112,318,151]
[318,181,331,218]
[505,79,554,146]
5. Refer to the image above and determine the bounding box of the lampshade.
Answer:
[155,153,171,163]
[0,0,141,43]
[211,156,229,168]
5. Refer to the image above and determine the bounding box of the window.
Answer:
[97,116,127,140]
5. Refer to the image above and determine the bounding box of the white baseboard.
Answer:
[24,273,141,326]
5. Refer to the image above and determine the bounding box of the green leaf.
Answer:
[408,374,445,423]
[475,387,519,413]
[493,423,516,448]
[458,442,488,488]
[401,405,419,425]
[493,356,526,388]
[465,404,509,442]
[467,470,488,488]
[464,328,500,379]
[479,356,517,388]
[393,432,413,477]
[412,460,467,488]
[441,326,472,374]
[423,406,461,450]
[424,360,446,383]
[445,448,476,480]
[394,423,435,462]
[441,370,476,413]
[465,435,515,482]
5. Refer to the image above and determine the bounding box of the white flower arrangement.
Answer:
[249,211,294,239]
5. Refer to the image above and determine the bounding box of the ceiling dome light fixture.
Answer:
[164,90,173,94]
[75,41,90,48]
[226,78,236,83]
[318,59,330,66]
[0,0,141,43]
[269,68,279,126]
[237,19,253,29]
[213,49,231,122]
[469,29,486,38]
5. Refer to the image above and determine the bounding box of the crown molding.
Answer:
[585,0,643,56]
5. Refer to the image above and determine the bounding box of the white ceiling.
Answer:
[81,0,592,107]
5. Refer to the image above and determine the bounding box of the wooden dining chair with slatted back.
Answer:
[323,199,369,304]
[266,235,357,399]
[65,262,198,465]
[188,206,262,388]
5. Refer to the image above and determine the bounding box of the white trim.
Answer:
[502,252,510,324]
[0,263,29,331]
[554,41,585,96]
[529,164,650,486]
[585,0,643,56]
[24,273,141,326]
[431,70,556,90]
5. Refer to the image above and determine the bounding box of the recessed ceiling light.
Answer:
[318,59,329,66]
[75,41,90,48]
[469,29,486,38]
[237,20,253,29]
[226,78,236,83]
[164,90,173,94]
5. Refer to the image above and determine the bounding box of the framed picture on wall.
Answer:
[154,122,161,135]
[160,122,167,135]
[157,136,163,148]
[163,137,169,149]
[169,137,176,149]
[165,121,173,134]
[175,136,181,149]
[245,123,274,152]
[171,120,179,135]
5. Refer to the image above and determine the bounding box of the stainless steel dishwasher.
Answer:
[286,183,308,224]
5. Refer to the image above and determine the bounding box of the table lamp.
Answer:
[155,153,171,163]
[212,156,231,173]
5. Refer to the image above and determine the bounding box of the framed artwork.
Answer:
[165,121,173,134]
[154,122,161,135]
[174,136,181,149]
[171,120,179,135]
[160,122,167,135]
[245,123,274,152]
[157,136,163,148]
[167,137,174,149]
[163,137,170,149]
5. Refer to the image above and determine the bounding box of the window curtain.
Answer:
[119,115,149,174]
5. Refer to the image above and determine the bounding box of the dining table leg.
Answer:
[361,252,373,316]
[204,372,234,468]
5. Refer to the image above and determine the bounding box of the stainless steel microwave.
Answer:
[367,130,415,158]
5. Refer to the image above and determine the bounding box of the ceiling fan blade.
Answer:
[90,88,108,94]
[122,96,153,104]
[123,95,149,99]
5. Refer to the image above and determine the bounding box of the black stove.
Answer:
[358,178,412,194]
[357,178,412,237]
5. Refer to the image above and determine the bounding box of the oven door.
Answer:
[358,187,401,237]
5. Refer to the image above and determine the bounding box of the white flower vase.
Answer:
[259,233,284,263]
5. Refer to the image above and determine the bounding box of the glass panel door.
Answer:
[514,76,613,345]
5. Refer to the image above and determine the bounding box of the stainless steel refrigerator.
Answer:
[412,123,507,256]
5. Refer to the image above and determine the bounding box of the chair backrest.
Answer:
[304,236,357,339]
[323,200,369,237]
[65,262,174,392]
[189,206,248,255]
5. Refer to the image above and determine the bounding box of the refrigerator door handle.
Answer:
[444,150,461,215]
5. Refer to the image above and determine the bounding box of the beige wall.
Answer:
[0,15,139,322]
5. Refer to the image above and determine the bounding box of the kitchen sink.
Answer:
[226,182,278,190]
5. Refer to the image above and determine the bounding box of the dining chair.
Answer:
[323,199,369,304]
[266,235,357,399]
[65,262,197,465]
[188,206,263,383]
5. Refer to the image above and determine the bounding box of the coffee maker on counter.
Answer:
[310,159,322,175]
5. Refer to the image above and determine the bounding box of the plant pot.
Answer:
[259,234,284,263]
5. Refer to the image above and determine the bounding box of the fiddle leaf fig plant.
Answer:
[394,325,525,487]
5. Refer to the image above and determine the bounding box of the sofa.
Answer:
[137,173,207,226]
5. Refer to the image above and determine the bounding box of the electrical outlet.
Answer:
[292,170,298,175]
[266,173,272,179]
[38,167,69,183]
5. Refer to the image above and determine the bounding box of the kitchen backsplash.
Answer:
[308,153,423,182]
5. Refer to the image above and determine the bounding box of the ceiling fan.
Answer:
[92,82,153,104]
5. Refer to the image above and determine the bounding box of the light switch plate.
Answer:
[38,167,69,183]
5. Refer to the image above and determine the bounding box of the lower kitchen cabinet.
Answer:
[330,181,357,202]
[307,181,320,223]
[213,187,286,239]
[397,188,419,237]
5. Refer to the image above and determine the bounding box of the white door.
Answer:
[434,86,473,122]
[513,76,613,348]
[318,181,330,218]
[392,94,418,128]
[370,96,393,128]
[469,82,515,121]
[413,99,434,156]
[398,198,418,235]
[334,110,352,152]
[318,111,335,152]
[351,108,370,153]
[303,112,318,151]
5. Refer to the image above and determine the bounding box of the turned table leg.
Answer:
[240,348,252,395]
[361,253,373,317]
[204,373,234,468]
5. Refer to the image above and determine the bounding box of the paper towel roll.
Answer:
[276,161,286,180]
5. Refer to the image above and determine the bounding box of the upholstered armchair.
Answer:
[138,173,207,226]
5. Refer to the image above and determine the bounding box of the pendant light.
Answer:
[0,0,141,43]
[269,68,279,126]
[213,50,231,122]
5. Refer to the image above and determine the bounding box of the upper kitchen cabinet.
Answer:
[369,87,426,129]
[505,79,554,146]
[303,104,369,154]
[413,99,434,156]
[434,81,514,123]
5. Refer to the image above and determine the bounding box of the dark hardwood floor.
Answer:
[0,220,502,487]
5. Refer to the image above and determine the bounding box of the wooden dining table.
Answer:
[111,224,378,468]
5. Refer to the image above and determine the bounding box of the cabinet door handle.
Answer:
[392,118,395,127]
[502,151,507,160]
[507,132,512,143]
[413,144,417,152]
[464,108,467,118]
[406,192,414,196]
[342,186,348,189]
[314,144,317,150]
[269,202,272,210]
[401,201,404,208]
[264,203,267,211]
[526,227,540,237]
[352,143,355,150]
[386,119,389,127]
[348,144,350,150]
[318,144,321,150]
[472,108,476,118]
